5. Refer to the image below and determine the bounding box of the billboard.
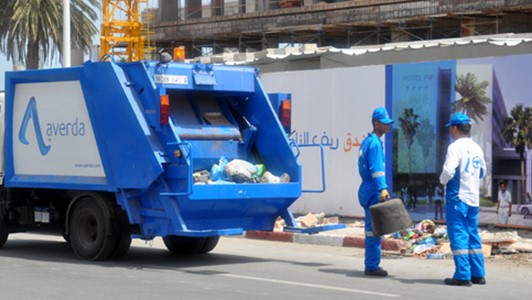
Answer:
[261,53,532,228]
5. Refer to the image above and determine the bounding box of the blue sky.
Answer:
[491,55,532,110]
[1,54,9,91]
[461,54,532,112]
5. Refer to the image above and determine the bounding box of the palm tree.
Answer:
[502,104,532,199]
[454,72,492,123]
[0,0,99,69]
[399,107,420,184]
[416,118,436,174]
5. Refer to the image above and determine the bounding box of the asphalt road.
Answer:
[0,233,530,300]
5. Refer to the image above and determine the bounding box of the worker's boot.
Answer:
[472,277,486,285]
[364,268,388,277]
[444,278,472,286]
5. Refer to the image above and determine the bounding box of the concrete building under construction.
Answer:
[151,0,532,58]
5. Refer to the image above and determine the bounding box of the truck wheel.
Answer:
[163,236,220,254]
[200,236,220,254]
[109,235,132,260]
[69,195,117,261]
[0,231,7,248]
[62,233,71,244]
[0,189,9,248]
[108,208,132,260]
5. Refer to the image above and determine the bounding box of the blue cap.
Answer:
[446,112,471,127]
[372,107,393,125]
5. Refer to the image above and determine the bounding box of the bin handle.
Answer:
[298,143,326,193]
[162,141,193,196]
[289,139,301,158]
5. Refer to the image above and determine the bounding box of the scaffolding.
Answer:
[155,0,532,58]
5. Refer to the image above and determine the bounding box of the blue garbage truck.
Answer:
[0,60,339,260]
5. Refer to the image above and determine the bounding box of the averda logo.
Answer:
[19,96,51,155]
[18,95,87,156]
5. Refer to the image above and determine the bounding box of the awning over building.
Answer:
[192,33,532,72]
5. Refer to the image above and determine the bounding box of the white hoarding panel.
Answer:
[262,66,386,217]
[12,81,105,177]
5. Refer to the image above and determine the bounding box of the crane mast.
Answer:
[100,0,146,62]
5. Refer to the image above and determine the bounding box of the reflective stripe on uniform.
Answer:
[469,248,484,255]
[365,231,374,237]
[371,171,385,178]
[452,249,469,256]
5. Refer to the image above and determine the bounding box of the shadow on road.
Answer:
[0,236,330,272]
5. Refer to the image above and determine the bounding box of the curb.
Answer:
[245,230,407,253]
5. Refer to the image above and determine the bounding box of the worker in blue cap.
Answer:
[358,107,393,276]
[440,112,486,286]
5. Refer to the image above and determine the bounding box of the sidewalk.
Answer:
[246,220,406,253]
[244,217,532,255]
[479,206,532,227]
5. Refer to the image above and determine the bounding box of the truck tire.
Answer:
[69,194,118,261]
[62,233,71,244]
[0,231,7,248]
[200,236,220,254]
[108,208,132,260]
[163,236,220,254]
[0,188,9,248]
[109,235,132,260]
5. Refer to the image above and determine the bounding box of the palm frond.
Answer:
[455,72,492,123]
[0,0,99,68]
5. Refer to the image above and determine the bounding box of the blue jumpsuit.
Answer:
[440,137,486,281]
[358,133,387,272]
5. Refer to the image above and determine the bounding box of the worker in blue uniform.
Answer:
[439,112,486,286]
[358,107,393,276]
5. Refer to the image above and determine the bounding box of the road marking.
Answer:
[221,273,400,297]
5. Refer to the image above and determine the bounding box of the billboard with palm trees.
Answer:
[387,55,531,227]
[261,52,531,227]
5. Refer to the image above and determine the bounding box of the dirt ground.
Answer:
[487,252,532,268]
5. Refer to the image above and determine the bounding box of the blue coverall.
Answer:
[358,133,387,272]
[440,137,486,281]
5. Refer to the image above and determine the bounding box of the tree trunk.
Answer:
[26,39,40,69]
[521,158,526,200]
[408,145,412,185]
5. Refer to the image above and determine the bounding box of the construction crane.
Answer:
[100,0,154,62]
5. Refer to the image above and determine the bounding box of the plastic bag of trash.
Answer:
[224,159,258,183]
[414,219,435,234]
[256,164,266,177]
[417,236,437,246]
[432,226,448,238]
[211,156,229,181]
[413,244,438,255]
[259,171,290,183]
[193,170,210,183]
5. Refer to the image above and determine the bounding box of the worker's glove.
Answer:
[380,189,390,202]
